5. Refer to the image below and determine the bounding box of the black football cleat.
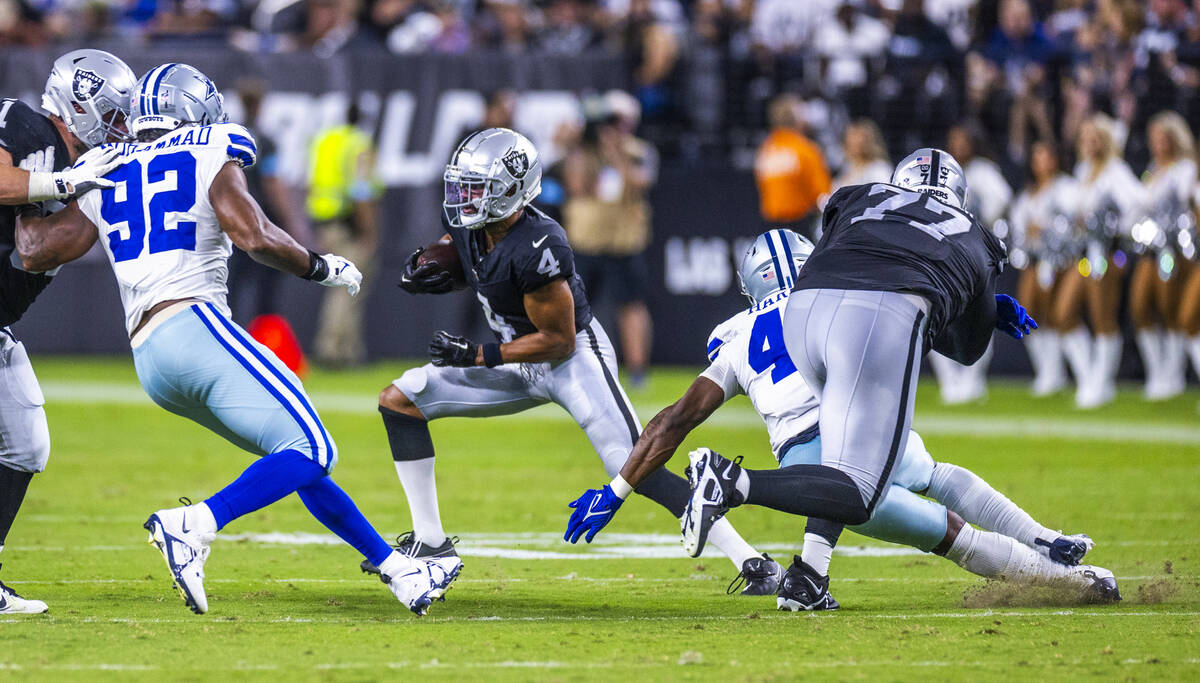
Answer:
[727,554,785,596]
[777,555,840,612]
[681,448,745,558]
[1035,533,1094,566]
[361,531,459,575]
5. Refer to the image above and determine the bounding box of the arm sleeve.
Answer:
[516,237,575,293]
[220,124,258,169]
[699,354,739,401]
[932,274,997,364]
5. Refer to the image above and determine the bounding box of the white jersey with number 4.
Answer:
[76,123,258,335]
[701,289,819,457]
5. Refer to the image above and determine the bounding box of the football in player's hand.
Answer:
[417,241,467,289]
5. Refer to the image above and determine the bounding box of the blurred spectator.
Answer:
[539,0,600,54]
[879,0,961,159]
[229,80,312,323]
[306,100,382,366]
[814,2,890,118]
[381,0,471,53]
[1126,0,1194,169]
[476,0,532,52]
[831,118,892,192]
[306,0,373,57]
[0,0,48,45]
[969,0,1056,164]
[562,92,657,388]
[754,94,831,239]
[613,0,680,123]
[749,0,834,56]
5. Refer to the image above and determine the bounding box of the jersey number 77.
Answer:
[102,150,198,262]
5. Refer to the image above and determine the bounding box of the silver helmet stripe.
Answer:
[776,229,798,289]
[763,231,787,292]
[148,63,177,115]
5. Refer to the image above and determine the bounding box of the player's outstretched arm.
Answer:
[564,376,724,544]
[0,146,120,205]
[15,201,98,272]
[211,162,361,295]
[619,377,725,488]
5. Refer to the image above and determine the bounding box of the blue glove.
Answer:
[995,294,1038,339]
[564,485,624,544]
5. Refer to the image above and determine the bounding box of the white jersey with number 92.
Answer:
[76,123,258,336]
[700,289,819,457]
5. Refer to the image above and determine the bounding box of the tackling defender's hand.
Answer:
[26,146,122,202]
[995,294,1038,339]
[399,247,454,295]
[315,253,362,296]
[564,485,624,544]
[429,330,479,367]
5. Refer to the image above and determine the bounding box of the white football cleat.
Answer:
[144,503,216,615]
[380,554,464,616]
[681,448,743,558]
[1072,564,1121,603]
[0,567,48,614]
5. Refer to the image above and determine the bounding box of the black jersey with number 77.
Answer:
[446,205,593,342]
[793,182,1009,364]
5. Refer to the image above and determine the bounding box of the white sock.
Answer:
[801,532,834,576]
[376,551,413,580]
[926,463,1055,547]
[928,352,962,402]
[183,503,218,544]
[1135,328,1163,390]
[1061,327,1092,385]
[392,459,446,546]
[707,517,760,568]
[1188,335,1200,379]
[944,525,1074,583]
[1026,332,1047,378]
[734,468,750,500]
[1095,333,1123,385]
[1165,331,1187,378]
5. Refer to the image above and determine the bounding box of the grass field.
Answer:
[2,356,1199,681]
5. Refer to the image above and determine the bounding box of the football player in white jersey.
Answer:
[14,63,459,616]
[566,229,1119,609]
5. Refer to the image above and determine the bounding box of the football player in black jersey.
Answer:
[680,149,1049,609]
[367,128,782,597]
[0,49,135,614]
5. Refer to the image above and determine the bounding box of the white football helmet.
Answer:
[738,229,814,305]
[42,49,137,148]
[129,63,227,139]
[443,128,542,229]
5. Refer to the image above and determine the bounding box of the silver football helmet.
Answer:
[129,63,226,139]
[444,128,542,229]
[41,49,136,148]
[891,148,969,210]
[738,229,814,305]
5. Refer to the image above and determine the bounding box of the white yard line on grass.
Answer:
[40,380,1200,445]
[10,530,1195,558]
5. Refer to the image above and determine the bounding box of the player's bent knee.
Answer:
[379,383,424,420]
[932,510,966,556]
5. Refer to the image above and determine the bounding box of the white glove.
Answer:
[317,253,362,296]
[27,146,121,202]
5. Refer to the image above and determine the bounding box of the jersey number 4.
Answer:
[851,185,971,240]
[747,307,797,384]
[101,151,198,263]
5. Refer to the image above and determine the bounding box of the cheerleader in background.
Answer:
[1011,141,1080,396]
[929,122,1014,404]
[1060,113,1147,408]
[833,119,893,189]
[1129,112,1196,400]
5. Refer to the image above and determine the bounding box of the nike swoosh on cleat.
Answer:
[532,235,548,248]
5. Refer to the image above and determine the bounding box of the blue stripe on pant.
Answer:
[780,435,947,552]
[132,304,337,470]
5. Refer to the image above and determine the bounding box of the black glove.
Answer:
[399,247,454,295]
[429,330,479,367]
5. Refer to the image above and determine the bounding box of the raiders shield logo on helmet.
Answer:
[502,149,529,179]
[72,69,105,102]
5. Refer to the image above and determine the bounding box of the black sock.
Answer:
[379,406,436,461]
[745,465,869,525]
[636,467,690,518]
[804,517,845,546]
[0,464,34,548]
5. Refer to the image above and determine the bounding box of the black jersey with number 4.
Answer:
[794,182,1008,364]
[0,98,71,328]
[448,205,593,342]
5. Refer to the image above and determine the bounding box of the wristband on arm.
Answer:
[482,342,503,368]
[302,250,329,281]
[609,475,634,500]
